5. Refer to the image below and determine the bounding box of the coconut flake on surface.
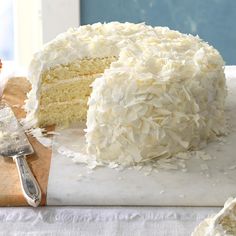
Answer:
[159,190,165,194]
[200,163,209,171]
[27,127,52,147]
[47,131,61,135]
[228,165,236,170]
[175,152,191,160]
[57,145,101,170]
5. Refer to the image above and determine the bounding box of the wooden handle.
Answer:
[14,155,41,207]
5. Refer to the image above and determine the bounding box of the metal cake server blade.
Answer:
[0,103,41,207]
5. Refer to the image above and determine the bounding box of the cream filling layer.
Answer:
[41,75,101,91]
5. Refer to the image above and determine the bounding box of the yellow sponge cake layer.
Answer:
[37,57,116,126]
[41,57,117,84]
[38,102,87,127]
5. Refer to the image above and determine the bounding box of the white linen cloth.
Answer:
[0,206,220,236]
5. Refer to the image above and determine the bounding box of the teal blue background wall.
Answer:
[81,0,236,65]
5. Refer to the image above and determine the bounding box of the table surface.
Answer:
[0,66,235,236]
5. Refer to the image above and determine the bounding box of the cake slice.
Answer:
[192,198,236,236]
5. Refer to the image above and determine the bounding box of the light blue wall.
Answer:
[81,0,236,65]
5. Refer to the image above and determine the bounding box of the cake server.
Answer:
[0,103,41,207]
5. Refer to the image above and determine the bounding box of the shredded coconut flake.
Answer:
[200,163,209,170]
[228,165,236,170]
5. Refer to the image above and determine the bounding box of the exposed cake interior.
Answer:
[216,203,236,235]
[37,56,117,126]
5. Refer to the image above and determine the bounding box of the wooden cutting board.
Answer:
[0,77,52,206]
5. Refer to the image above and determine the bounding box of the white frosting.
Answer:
[192,197,236,236]
[24,22,226,164]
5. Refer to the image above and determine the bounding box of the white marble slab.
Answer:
[47,74,236,206]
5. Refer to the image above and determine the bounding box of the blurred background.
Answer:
[0,0,235,71]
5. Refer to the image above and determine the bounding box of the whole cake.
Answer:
[24,22,227,165]
[192,197,236,236]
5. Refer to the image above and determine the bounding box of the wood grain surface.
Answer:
[0,77,52,206]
